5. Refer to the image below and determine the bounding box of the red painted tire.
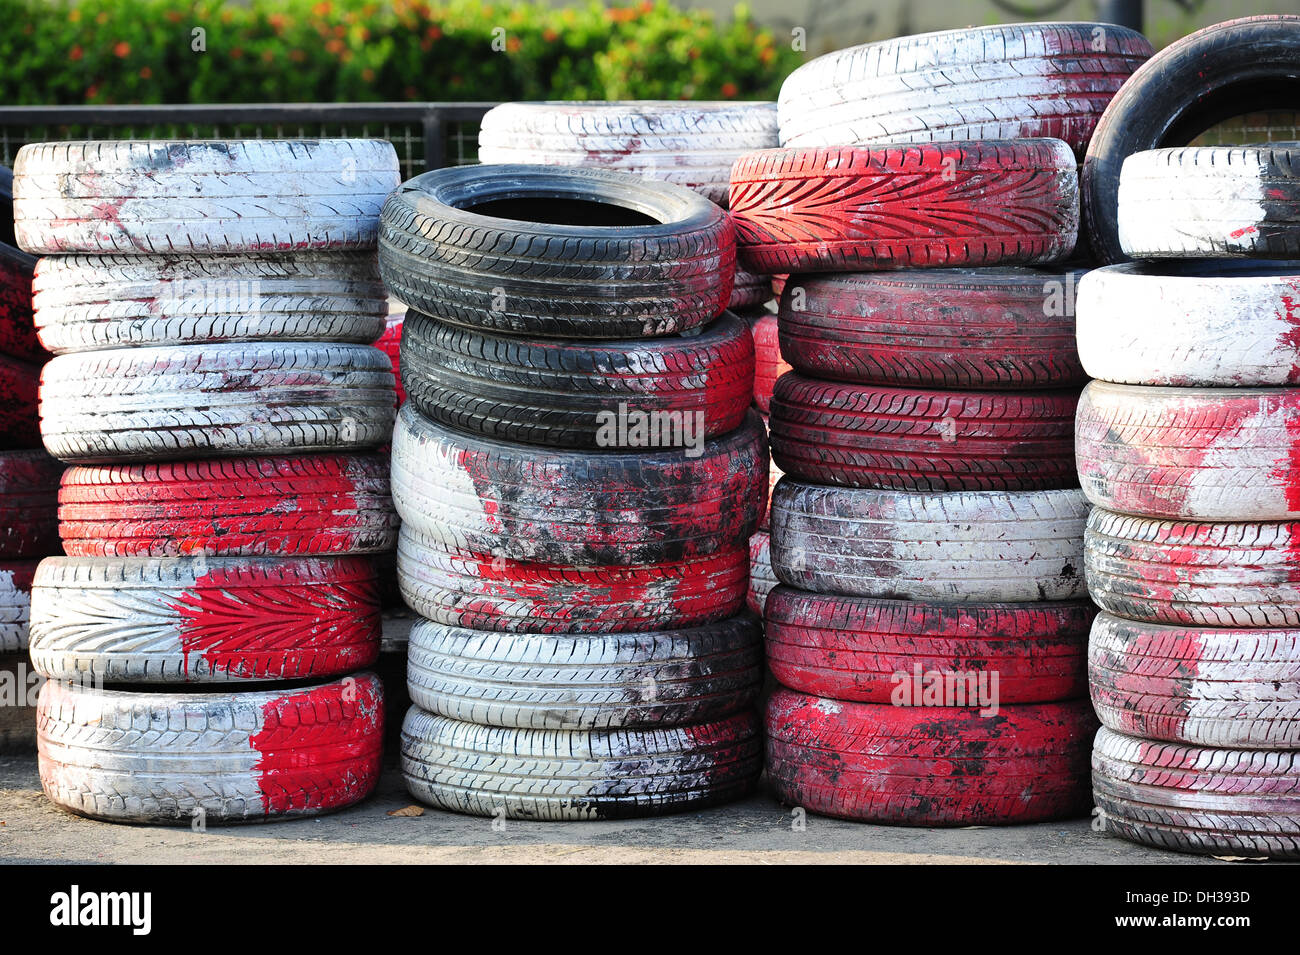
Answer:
[58,453,397,558]
[0,241,42,362]
[0,558,37,652]
[766,588,1093,704]
[747,309,790,413]
[0,450,61,559]
[374,306,405,407]
[747,530,775,616]
[396,527,748,634]
[728,140,1079,274]
[0,351,40,448]
[769,375,1078,491]
[777,269,1087,388]
[767,689,1097,825]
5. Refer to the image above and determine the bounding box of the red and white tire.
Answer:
[747,530,776,617]
[0,449,62,558]
[777,23,1153,156]
[1085,507,1300,628]
[767,689,1096,825]
[770,375,1078,491]
[0,241,42,363]
[0,559,37,652]
[728,141,1079,274]
[778,269,1087,389]
[28,555,380,683]
[58,453,397,558]
[1089,611,1300,749]
[1093,726,1300,859]
[38,673,384,824]
[0,351,40,448]
[375,304,405,407]
[747,309,789,413]
[767,589,1093,704]
[396,526,748,634]
[1076,380,1300,520]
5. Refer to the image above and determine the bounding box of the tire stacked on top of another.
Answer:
[14,140,400,824]
[380,163,765,820]
[1077,142,1300,859]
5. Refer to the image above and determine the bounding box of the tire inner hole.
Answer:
[465,197,660,227]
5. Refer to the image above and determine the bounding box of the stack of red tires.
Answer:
[11,140,401,825]
[731,22,1157,826]
[380,161,768,819]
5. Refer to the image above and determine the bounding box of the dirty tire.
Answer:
[1077,261,1300,386]
[1092,726,1300,858]
[0,653,36,752]
[1082,16,1300,264]
[747,531,776,617]
[1085,507,1300,627]
[477,100,778,206]
[400,310,754,448]
[58,453,397,558]
[0,559,37,652]
[770,375,1078,491]
[32,252,389,355]
[747,309,789,413]
[767,689,1096,825]
[37,673,384,824]
[0,351,41,448]
[40,342,396,462]
[1076,380,1300,520]
[391,404,765,565]
[777,23,1153,157]
[405,614,761,729]
[767,589,1093,704]
[1089,611,1300,749]
[771,481,1088,601]
[28,556,381,683]
[374,306,405,407]
[401,706,761,819]
[14,140,400,254]
[728,141,1079,274]
[0,449,62,558]
[396,526,747,634]
[730,268,773,310]
[379,164,734,338]
[778,269,1087,388]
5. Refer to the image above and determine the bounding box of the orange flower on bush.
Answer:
[139,66,151,79]
[362,67,375,82]
[113,41,130,58]
[289,49,306,62]
[69,45,83,61]
[720,82,738,97]
[507,36,521,52]
[313,1,331,15]
[542,28,558,43]
[325,38,344,54]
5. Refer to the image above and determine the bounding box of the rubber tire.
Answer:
[0,450,61,559]
[14,140,400,254]
[40,342,396,463]
[378,164,734,339]
[0,351,40,448]
[1077,261,1300,386]
[401,706,761,820]
[767,689,1097,825]
[0,559,37,652]
[58,453,397,558]
[37,673,384,824]
[767,588,1093,704]
[747,309,789,413]
[405,614,761,730]
[1081,15,1300,264]
[778,269,1087,389]
[730,268,773,310]
[770,375,1078,491]
[1093,726,1300,858]
[29,555,381,683]
[1076,380,1300,520]
[396,526,747,634]
[390,404,765,566]
[0,241,41,362]
[728,140,1079,274]
[32,252,389,355]
[374,306,405,408]
[0,653,36,753]
[399,309,755,449]
[771,481,1088,602]
[747,531,775,617]
[1085,507,1300,627]
[1089,611,1300,749]
[777,23,1153,157]
[477,100,779,206]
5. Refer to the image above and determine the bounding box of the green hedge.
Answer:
[0,0,801,105]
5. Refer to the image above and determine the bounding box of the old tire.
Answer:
[747,308,789,413]
[747,531,776,617]
[0,450,61,558]
[0,559,37,652]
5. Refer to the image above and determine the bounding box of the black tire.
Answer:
[1082,15,1300,264]
[378,164,734,339]
[400,309,754,448]
[0,165,14,248]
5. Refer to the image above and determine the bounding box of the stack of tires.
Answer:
[379,161,768,819]
[1078,143,1300,858]
[729,22,1157,826]
[12,140,401,825]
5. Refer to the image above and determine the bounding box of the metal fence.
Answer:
[0,103,497,178]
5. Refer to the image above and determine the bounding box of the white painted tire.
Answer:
[1077,261,1300,386]
[401,706,761,820]
[0,560,36,652]
[33,252,388,355]
[40,342,396,462]
[405,614,762,729]
[1076,380,1300,520]
[771,481,1088,602]
[777,22,1153,155]
[477,101,778,206]
[747,530,775,617]
[13,140,400,254]
[1117,146,1300,259]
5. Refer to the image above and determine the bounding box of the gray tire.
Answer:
[0,559,36,652]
